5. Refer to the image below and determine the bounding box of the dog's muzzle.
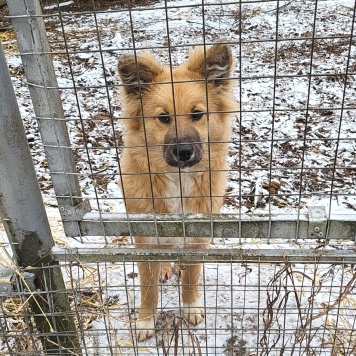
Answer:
[164,137,203,168]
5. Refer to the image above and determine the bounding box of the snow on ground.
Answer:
[1,0,356,355]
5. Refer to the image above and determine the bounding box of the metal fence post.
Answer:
[0,43,81,355]
[7,0,90,237]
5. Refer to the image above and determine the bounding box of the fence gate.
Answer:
[0,0,356,355]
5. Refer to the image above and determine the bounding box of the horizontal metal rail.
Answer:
[52,247,356,264]
[63,211,356,241]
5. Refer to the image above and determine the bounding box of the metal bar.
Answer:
[51,247,356,264]
[63,211,356,240]
[0,42,81,355]
[7,0,88,235]
[307,205,327,238]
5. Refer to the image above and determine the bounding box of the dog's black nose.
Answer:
[173,144,194,162]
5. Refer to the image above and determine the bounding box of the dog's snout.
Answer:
[173,144,194,162]
[163,134,203,169]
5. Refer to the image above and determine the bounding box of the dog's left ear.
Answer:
[188,42,233,87]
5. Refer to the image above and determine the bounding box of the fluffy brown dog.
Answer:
[117,42,236,341]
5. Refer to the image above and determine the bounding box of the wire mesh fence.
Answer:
[0,0,356,354]
[1,257,356,355]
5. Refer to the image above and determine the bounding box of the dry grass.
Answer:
[260,258,356,355]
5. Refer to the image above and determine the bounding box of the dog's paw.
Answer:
[183,301,205,326]
[160,263,173,282]
[135,318,155,342]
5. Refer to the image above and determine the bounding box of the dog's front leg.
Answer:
[182,263,205,325]
[136,261,160,341]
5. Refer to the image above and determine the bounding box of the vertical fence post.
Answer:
[7,0,90,237]
[0,43,81,355]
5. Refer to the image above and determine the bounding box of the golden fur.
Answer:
[117,42,236,341]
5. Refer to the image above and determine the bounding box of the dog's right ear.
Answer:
[188,42,233,88]
[117,53,163,97]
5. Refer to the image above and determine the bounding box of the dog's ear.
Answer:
[188,42,233,87]
[117,53,163,97]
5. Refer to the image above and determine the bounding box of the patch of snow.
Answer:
[43,1,74,11]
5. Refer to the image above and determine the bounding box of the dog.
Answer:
[117,42,236,341]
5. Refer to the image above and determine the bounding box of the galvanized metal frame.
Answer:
[60,210,356,241]
[0,41,81,354]
[7,0,91,238]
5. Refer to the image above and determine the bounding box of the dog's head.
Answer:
[117,42,236,172]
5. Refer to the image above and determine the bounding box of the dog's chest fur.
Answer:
[163,173,197,213]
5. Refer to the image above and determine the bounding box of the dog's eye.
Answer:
[157,113,170,124]
[191,110,204,121]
